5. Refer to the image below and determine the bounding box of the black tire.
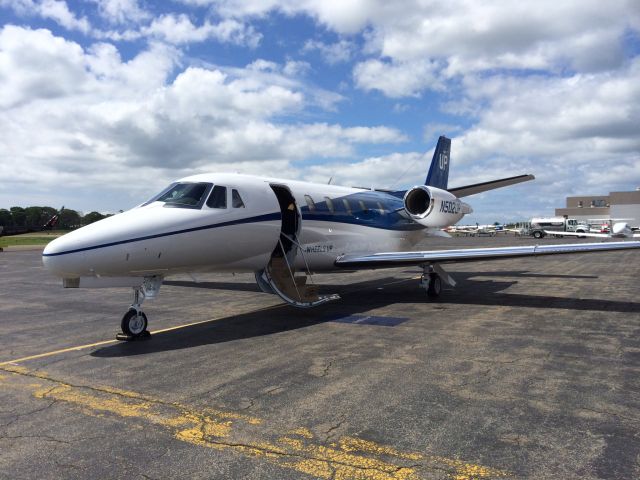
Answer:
[532,231,543,239]
[427,273,442,298]
[121,309,148,337]
[576,230,586,239]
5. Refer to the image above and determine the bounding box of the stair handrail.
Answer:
[279,232,315,285]
[277,236,303,300]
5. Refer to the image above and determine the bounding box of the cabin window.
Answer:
[305,195,316,211]
[324,197,334,213]
[232,189,245,208]
[154,182,212,209]
[359,200,369,213]
[207,185,227,209]
[342,199,352,215]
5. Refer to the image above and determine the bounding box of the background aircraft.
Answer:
[42,137,640,339]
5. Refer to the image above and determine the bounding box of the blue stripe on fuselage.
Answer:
[43,191,422,257]
[42,212,282,257]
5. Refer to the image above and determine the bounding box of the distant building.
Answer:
[555,189,640,227]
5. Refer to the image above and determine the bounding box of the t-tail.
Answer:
[425,136,451,189]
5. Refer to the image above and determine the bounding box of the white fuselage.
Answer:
[43,173,442,279]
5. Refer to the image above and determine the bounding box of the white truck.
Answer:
[528,217,589,239]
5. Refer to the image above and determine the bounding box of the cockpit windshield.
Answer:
[143,182,212,209]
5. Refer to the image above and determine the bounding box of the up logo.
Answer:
[439,153,448,170]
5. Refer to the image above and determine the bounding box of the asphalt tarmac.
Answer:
[1,235,639,479]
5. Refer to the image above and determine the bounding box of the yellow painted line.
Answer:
[0,366,510,480]
[0,339,118,367]
[0,304,282,367]
[0,273,423,368]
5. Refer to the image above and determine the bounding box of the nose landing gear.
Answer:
[116,276,162,341]
[120,308,148,338]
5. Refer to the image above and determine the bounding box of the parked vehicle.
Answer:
[529,217,588,239]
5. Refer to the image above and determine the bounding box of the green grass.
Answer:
[0,231,69,248]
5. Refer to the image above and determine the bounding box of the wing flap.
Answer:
[448,174,534,197]
[335,241,640,269]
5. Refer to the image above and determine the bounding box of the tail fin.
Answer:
[425,135,451,189]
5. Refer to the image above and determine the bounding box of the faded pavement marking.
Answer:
[0,365,509,480]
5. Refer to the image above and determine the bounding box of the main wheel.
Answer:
[427,273,442,298]
[121,309,148,337]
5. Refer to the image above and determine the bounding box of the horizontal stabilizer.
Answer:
[449,174,534,198]
[335,241,640,269]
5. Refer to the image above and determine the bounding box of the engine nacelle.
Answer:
[403,185,472,228]
[612,222,633,238]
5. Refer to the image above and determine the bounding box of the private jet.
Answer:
[42,137,640,339]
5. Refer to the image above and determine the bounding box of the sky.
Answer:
[0,0,639,223]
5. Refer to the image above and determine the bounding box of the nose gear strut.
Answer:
[116,275,162,341]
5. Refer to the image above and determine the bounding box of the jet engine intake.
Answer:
[403,185,471,228]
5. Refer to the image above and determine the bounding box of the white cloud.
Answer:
[442,61,640,217]
[423,123,463,142]
[304,152,428,189]
[189,0,374,34]
[137,14,262,47]
[1,0,91,33]
[302,39,355,64]
[353,59,443,98]
[91,0,151,25]
[0,26,406,210]
[282,60,310,77]
[0,0,263,47]
[0,26,88,108]
[196,0,640,97]
[453,62,640,167]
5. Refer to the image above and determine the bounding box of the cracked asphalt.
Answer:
[0,235,639,479]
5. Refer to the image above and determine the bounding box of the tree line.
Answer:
[0,206,111,231]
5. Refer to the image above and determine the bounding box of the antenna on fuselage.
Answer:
[328,176,333,184]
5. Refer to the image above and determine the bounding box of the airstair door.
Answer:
[255,184,339,308]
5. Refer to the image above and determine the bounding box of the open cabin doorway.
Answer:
[269,184,300,259]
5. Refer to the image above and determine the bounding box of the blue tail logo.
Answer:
[425,136,451,189]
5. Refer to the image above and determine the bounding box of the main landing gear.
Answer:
[420,263,456,299]
[116,276,162,341]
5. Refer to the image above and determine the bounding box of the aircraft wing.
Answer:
[334,241,640,269]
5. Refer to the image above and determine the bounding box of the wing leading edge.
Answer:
[335,241,640,269]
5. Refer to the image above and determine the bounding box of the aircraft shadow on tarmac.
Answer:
[92,271,639,358]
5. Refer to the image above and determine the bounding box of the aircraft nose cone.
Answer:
[43,235,64,256]
[42,231,88,277]
[42,235,70,276]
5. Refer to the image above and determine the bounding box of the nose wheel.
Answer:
[116,286,152,341]
[121,309,148,336]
